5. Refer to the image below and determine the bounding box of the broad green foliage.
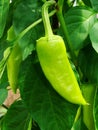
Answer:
[1,100,31,130]
[0,89,7,105]
[82,0,92,7]
[64,6,96,50]
[0,0,98,130]
[90,0,98,11]
[19,55,78,130]
[13,0,44,60]
[0,0,10,38]
[90,22,98,53]
[78,44,98,84]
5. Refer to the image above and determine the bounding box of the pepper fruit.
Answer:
[7,26,22,93]
[36,1,87,105]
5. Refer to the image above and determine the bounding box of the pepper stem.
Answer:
[42,0,56,37]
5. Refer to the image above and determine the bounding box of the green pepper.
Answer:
[36,1,87,105]
[7,26,22,93]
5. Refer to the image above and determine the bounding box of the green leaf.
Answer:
[0,0,10,38]
[2,100,31,130]
[89,21,98,53]
[64,6,96,50]
[0,89,8,105]
[19,55,78,130]
[0,47,12,80]
[0,36,11,89]
[90,0,98,11]
[0,70,9,89]
[0,41,11,81]
[78,44,98,84]
[13,0,44,60]
[82,0,92,7]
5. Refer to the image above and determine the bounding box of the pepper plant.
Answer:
[0,0,98,130]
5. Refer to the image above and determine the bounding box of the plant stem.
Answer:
[57,0,64,12]
[56,2,77,63]
[42,0,56,37]
[57,11,70,50]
